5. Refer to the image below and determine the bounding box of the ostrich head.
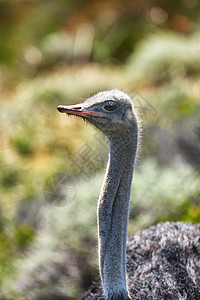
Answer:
[57,89,138,138]
[57,89,139,299]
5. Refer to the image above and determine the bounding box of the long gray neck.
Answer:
[98,128,138,299]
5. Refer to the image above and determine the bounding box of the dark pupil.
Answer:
[104,102,116,111]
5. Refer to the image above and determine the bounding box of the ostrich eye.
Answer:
[102,102,117,112]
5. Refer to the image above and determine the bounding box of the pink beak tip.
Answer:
[57,105,66,113]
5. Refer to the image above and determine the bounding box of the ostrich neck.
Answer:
[98,129,138,299]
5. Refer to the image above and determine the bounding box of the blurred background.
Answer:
[0,0,200,299]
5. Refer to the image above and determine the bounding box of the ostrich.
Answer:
[57,90,200,300]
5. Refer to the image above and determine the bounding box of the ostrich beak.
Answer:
[57,103,105,118]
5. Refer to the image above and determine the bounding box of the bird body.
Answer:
[57,90,200,300]
[82,222,200,300]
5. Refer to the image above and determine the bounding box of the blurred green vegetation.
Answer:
[0,0,200,299]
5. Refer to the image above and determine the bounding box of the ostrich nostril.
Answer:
[72,106,82,110]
